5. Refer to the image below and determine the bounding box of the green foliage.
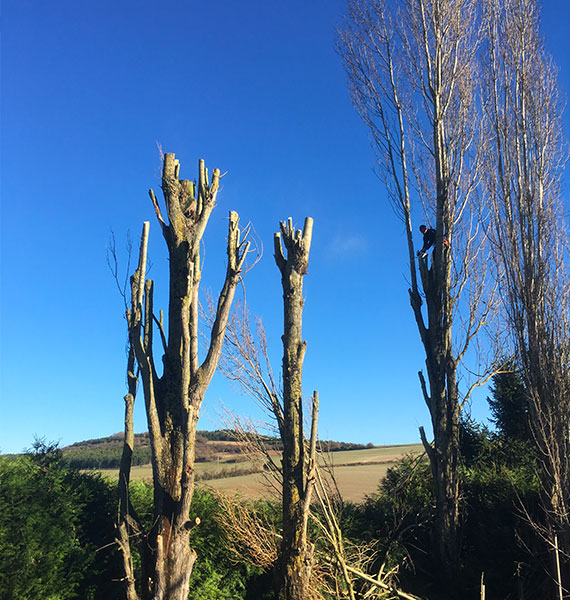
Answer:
[0,456,82,600]
[62,429,280,469]
[127,480,155,530]
[460,418,538,490]
[0,439,122,600]
[64,432,152,469]
[197,429,240,442]
[319,440,372,452]
[459,419,541,598]
[343,428,542,599]
[0,439,264,600]
[188,489,263,600]
[64,445,152,470]
[2,431,544,599]
[487,366,531,441]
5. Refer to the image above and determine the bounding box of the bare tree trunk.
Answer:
[116,153,250,600]
[274,217,316,600]
[417,252,461,572]
[116,222,150,600]
[554,532,564,600]
[116,384,139,600]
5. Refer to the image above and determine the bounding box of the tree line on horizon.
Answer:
[20,431,370,470]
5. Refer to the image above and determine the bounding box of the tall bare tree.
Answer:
[115,223,148,600]
[483,0,570,594]
[116,153,251,600]
[274,217,318,600]
[338,0,493,573]
[217,217,319,599]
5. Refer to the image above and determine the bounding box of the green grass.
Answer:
[89,457,261,481]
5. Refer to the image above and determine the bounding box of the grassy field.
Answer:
[95,443,423,503]
[320,443,423,466]
[95,457,261,481]
[206,444,424,502]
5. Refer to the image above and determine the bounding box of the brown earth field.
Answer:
[96,443,423,503]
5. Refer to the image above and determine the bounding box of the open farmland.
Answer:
[206,443,423,502]
[91,456,261,482]
[96,443,423,503]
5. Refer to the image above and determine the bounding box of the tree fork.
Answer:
[118,154,250,600]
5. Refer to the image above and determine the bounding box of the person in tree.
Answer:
[417,224,449,259]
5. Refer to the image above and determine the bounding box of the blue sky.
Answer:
[1,0,568,454]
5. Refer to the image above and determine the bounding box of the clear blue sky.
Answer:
[1,0,568,454]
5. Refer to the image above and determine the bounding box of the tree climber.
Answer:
[417,224,449,259]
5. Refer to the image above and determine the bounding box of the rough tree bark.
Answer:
[117,153,250,600]
[274,217,317,600]
[116,367,139,600]
[338,0,492,575]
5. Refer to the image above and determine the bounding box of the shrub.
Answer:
[0,441,122,600]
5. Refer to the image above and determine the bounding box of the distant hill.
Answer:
[62,430,373,470]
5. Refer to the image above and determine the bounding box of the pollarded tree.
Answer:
[116,153,251,600]
[217,218,319,600]
[483,0,570,593]
[338,0,494,574]
[273,218,318,600]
